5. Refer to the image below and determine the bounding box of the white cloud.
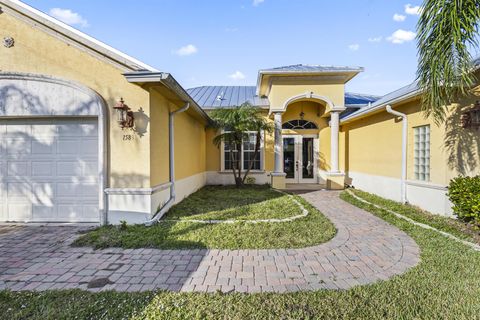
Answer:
[405,4,421,15]
[393,13,406,22]
[253,0,265,6]
[49,8,88,27]
[229,71,246,80]
[368,36,382,43]
[348,44,360,51]
[387,29,416,44]
[173,44,198,56]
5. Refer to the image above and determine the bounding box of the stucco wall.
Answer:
[341,94,480,187]
[269,81,344,111]
[0,10,152,188]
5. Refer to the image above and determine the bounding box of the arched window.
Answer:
[282,120,318,130]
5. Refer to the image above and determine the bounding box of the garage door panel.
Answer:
[82,183,99,198]
[31,138,55,154]
[8,204,32,222]
[32,162,54,176]
[6,138,31,155]
[57,160,83,176]
[7,161,29,176]
[30,182,55,205]
[5,124,31,136]
[32,205,55,220]
[0,118,99,223]
[57,138,81,154]
[81,139,98,155]
[7,182,31,198]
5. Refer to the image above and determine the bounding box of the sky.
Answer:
[23,0,424,96]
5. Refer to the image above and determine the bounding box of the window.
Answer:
[223,132,262,171]
[414,125,430,181]
[223,141,239,170]
[282,120,318,130]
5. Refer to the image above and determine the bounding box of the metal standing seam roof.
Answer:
[186,86,270,109]
[187,86,379,109]
[341,82,419,121]
[259,64,364,73]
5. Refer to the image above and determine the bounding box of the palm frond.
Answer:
[417,0,480,124]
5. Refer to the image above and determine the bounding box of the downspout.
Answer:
[145,102,190,226]
[385,105,408,204]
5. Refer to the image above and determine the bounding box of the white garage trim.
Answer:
[0,72,108,224]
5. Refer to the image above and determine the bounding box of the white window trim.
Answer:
[220,130,264,172]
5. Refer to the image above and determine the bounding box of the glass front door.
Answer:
[283,135,317,183]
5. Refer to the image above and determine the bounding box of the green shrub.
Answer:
[245,176,256,185]
[447,176,480,225]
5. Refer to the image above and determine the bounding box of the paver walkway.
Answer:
[0,191,420,293]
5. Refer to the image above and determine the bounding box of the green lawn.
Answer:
[345,188,480,244]
[3,190,480,319]
[165,185,302,221]
[73,185,336,250]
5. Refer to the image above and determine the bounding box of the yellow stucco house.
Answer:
[1,0,479,225]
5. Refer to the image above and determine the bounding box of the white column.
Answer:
[330,111,340,173]
[273,112,283,173]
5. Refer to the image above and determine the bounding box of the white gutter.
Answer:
[386,105,408,204]
[145,103,190,226]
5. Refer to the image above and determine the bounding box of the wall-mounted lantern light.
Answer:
[113,98,134,129]
[461,100,480,129]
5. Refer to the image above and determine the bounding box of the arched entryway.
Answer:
[270,92,345,189]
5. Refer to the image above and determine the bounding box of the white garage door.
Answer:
[0,118,100,223]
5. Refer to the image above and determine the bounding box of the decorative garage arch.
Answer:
[0,72,108,224]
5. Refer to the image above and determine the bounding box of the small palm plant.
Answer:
[210,103,273,187]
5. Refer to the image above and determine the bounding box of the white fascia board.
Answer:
[1,0,158,72]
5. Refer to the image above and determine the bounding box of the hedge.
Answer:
[447,176,480,225]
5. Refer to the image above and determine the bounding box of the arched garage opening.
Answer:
[0,73,107,224]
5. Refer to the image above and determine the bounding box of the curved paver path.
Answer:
[0,191,420,293]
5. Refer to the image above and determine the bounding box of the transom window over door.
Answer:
[223,132,262,171]
[282,120,318,130]
[414,125,430,181]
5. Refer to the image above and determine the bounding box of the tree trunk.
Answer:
[235,142,243,187]
[243,131,261,183]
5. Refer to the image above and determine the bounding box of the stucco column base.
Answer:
[271,172,287,189]
[326,172,345,190]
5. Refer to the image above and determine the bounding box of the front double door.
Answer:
[283,135,317,184]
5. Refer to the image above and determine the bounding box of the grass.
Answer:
[165,185,302,221]
[344,188,480,244]
[3,190,480,319]
[73,185,336,250]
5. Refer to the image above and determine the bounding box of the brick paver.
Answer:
[0,191,420,293]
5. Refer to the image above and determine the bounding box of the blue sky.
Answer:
[24,0,423,96]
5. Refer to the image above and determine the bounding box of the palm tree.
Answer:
[210,103,273,187]
[417,0,480,123]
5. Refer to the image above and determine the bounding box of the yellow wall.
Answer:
[341,90,480,185]
[268,80,344,111]
[173,108,206,181]
[149,89,170,186]
[205,128,221,171]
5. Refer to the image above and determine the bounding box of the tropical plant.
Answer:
[210,103,273,187]
[447,175,480,225]
[417,0,480,123]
